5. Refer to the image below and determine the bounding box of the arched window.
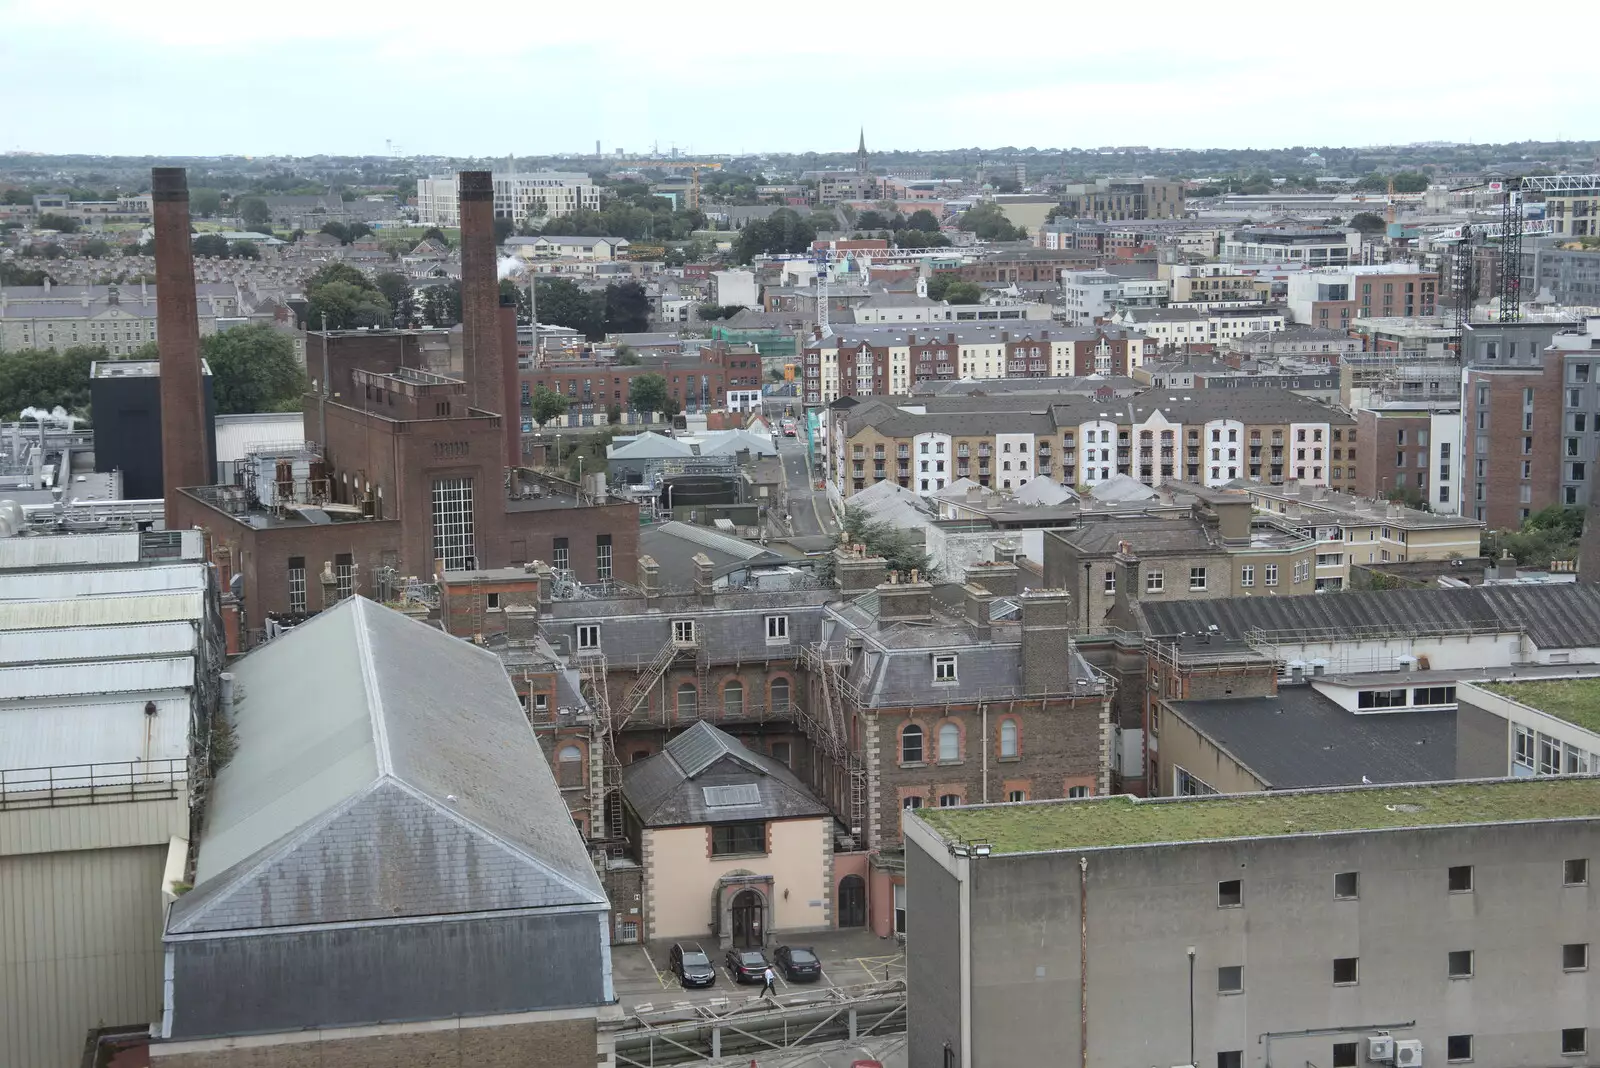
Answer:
[999,719,1019,759]
[676,683,698,718]
[770,678,790,713]
[938,722,960,762]
[723,680,744,717]
[901,724,924,765]
[557,744,584,788]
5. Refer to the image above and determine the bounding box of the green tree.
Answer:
[189,188,223,217]
[372,272,413,313]
[856,210,893,230]
[1349,212,1386,235]
[201,324,307,414]
[229,240,261,260]
[529,384,570,428]
[0,345,99,420]
[82,238,112,258]
[1391,171,1430,193]
[238,198,272,229]
[420,226,450,247]
[615,344,642,366]
[821,505,939,583]
[927,275,982,304]
[535,277,605,339]
[420,281,462,328]
[192,233,230,258]
[894,230,951,249]
[0,263,48,286]
[308,280,391,330]
[629,372,669,418]
[905,208,942,232]
[36,213,80,233]
[957,202,1023,241]
[604,280,652,334]
[735,209,817,263]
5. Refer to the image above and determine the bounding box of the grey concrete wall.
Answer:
[1457,698,1512,779]
[906,841,962,1068]
[937,818,1600,1068]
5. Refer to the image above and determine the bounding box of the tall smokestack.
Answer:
[458,171,503,417]
[499,296,521,470]
[152,167,209,524]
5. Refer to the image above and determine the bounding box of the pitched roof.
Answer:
[169,598,605,936]
[621,722,829,827]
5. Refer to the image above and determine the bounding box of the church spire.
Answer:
[856,128,868,175]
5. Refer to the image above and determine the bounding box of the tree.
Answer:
[894,230,951,249]
[372,272,414,314]
[735,209,817,263]
[0,263,48,286]
[189,188,223,217]
[905,208,942,233]
[855,210,893,231]
[308,280,391,330]
[201,323,307,414]
[192,233,231,258]
[615,344,642,366]
[238,198,272,229]
[529,385,570,428]
[535,277,604,339]
[421,226,450,247]
[927,275,982,304]
[36,213,79,233]
[1349,212,1386,235]
[604,280,652,334]
[957,202,1023,241]
[821,504,939,583]
[420,282,462,328]
[1391,171,1430,193]
[229,241,261,260]
[629,372,669,418]
[82,238,112,258]
[0,345,100,420]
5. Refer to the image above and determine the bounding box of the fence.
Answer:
[0,758,187,810]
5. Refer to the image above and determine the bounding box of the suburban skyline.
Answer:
[3,0,1593,158]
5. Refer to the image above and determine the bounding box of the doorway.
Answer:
[838,875,866,927]
[731,888,764,947]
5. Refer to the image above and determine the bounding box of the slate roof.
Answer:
[1167,688,1456,789]
[639,522,786,586]
[1058,516,1214,555]
[542,590,833,664]
[622,722,829,827]
[169,598,606,936]
[1135,583,1600,651]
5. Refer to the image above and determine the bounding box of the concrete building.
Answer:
[1286,266,1440,328]
[1460,678,1600,778]
[1169,263,1273,305]
[1064,179,1185,222]
[91,358,217,500]
[152,597,614,1068]
[709,268,758,309]
[1061,269,1125,325]
[906,776,1600,1068]
[0,529,223,1068]
[1352,402,1465,513]
[507,234,631,261]
[0,285,228,354]
[415,171,600,227]
[1222,225,1359,266]
[1114,304,1288,349]
[1231,327,1364,360]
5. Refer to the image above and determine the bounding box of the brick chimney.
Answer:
[833,544,888,595]
[963,583,993,639]
[151,167,210,523]
[876,572,934,626]
[639,554,661,606]
[458,171,503,417]
[694,553,717,604]
[1019,589,1073,693]
[499,295,521,470]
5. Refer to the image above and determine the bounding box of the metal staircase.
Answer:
[799,642,869,840]
[579,654,626,841]
[620,634,696,719]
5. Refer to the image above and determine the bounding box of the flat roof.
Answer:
[1480,679,1600,734]
[914,776,1600,854]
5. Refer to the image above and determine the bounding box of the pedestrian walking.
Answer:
[760,965,777,997]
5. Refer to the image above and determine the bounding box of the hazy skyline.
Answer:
[3,0,1593,159]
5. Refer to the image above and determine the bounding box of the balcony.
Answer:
[978,446,992,458]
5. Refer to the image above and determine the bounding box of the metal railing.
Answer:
[0,758,187,810]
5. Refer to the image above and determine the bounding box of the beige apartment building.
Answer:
[1166,263,1273,304]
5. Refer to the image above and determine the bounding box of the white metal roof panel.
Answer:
[0,622,198,666]
[0,656,195,700]
[0,591,206,632]
[0,696,190,778]
[213,412,305,462]
[0,562,208,602]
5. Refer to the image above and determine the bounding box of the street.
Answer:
[777,434,837,539]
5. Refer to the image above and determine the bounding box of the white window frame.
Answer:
[933,654,958,683]
[1146,570,1164,593]
[1265,564,1279,586]
[672,619,696,645]
[577,624,601,652]
[1240,565,1254,587]
[1189,566,1208,591]
[766,615,789,643]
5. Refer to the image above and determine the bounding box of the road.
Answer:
[777,433,837,539]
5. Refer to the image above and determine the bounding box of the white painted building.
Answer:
[1200,418,1246,487]
[1075,418,1120,486]
[710,269,758,309]
[993,431,1037,491]
[416,171,600,227]
[911,431,955,495]
[1060,270,1124,325]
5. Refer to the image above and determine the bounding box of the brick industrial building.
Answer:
[520,340,763,420]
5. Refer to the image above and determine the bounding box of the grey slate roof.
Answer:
[1059,516,1214,555]
[170,597,606,936]
[1135,584,1600,651]
[542,590,832,665]
[1167,687,1456,788]
[622,721,829,827]
[639,522,787,586]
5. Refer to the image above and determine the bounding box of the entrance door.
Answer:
[838,875,866,927]
[731,889,764,948]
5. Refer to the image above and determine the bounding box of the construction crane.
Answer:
[1506,174,1600,321]
[633,160,725,211]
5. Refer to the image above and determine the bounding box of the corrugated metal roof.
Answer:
[213,412,305,462]
[0,622,198,667]
[0,563,208,602]
[1,696,190,775]
[0,591,206,632]
[0,530,206,570]
[0,656,195,700]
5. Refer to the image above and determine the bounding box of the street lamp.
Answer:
[1186,946,1197,1068]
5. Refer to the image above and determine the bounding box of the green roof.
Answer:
[1480,679,1600,734]
[914,778,1600,855]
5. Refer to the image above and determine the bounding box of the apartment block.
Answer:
[415,171,599,226]
[1286,265,1439,328]
[1066,179,1186,222]
[1114,304,1287,350]
[1352,404,1465,513]
[1222,224,1358,265]
[1167,263,1272,304]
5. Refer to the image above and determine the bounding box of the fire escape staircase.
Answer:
[579,653,626,842]
[800,642,869,840]
[621,633,697,720]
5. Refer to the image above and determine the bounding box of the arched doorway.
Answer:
[838,875,866,928]
[731,888,764,947]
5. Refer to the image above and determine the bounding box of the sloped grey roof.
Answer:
[1089,473,1159,503]
[1135,583,1600,651]
[622,722,828,827]
[170,598,605,936]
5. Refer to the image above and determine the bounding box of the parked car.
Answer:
[670,942,716,988]
[725,947,769,983]
[774,945,822,982]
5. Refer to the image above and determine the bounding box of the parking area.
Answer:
[614,928,904,1012]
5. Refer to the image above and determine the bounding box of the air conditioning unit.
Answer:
[1394,1040,1423,1068]
[1368,1036,1396,1064]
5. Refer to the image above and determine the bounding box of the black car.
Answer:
[774,945,822,982]
[725,947,769,984]
[670,942,716,988]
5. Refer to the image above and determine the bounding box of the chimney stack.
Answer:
[499,295,521,471]
[458,171,503,417]
[152,167,210,524]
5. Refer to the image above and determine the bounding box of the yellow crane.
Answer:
[634,160,724,211]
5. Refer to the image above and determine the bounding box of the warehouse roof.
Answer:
[170,597,606,936]
[915,777,1600,855]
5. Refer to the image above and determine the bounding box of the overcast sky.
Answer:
[2,0,1590,159]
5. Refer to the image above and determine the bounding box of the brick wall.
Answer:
[150,1013,599,1068]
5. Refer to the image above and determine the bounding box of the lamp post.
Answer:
[1187,945,1197,1068]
